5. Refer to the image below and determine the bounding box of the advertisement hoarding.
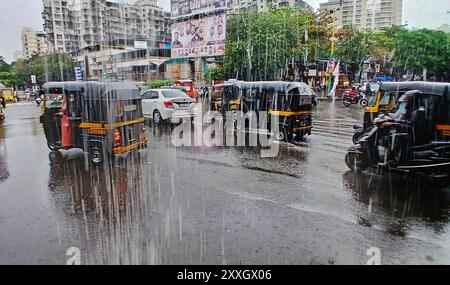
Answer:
[171,13,226,58]
[171,0,226,19]
[134,41,148,49]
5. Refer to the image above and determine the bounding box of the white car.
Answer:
[141,88,197,124]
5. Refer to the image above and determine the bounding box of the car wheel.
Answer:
[153,110,162,126]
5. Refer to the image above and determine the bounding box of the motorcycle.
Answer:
[343,88,368,107]
[35,96,42,106]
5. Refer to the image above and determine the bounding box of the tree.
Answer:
[13,52,76,87]
[0,56,11,73]
[392,28,450,81]
[205,66,225,82]
[224,7,314,81]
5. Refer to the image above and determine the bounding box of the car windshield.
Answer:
[162,89,189,99]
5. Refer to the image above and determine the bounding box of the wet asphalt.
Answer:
[0,101,449,265]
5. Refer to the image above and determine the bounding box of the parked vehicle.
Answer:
[15,91,27,102]
[175,80,199,100]
[141,88,197,125]
[343,86,368,107]
[346,82,450,186]
[0,88,16,103]
[40,81,148,165]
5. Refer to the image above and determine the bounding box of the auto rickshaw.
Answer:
[1,88,15,103]
[175,80,199,100]
[40,81,148,165]
[352,82,396,143]
[346,82,450,186]
[238,81,314,142]
[210,80,243,114]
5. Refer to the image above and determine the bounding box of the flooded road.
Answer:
[0,101,449,265]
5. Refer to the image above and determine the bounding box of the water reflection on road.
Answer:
[0,102,449,264]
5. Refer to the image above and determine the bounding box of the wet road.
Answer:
[0,101,449,265]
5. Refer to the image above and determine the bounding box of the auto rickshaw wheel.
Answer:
[345,151,368,172]
[89,143,104,166]
[49,150,63,164]
[360,99,369,107]
[275,129,292,142]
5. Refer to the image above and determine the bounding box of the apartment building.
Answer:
[21,27,49,58]
[42,0,171,54]
[319,0,343,29]
[320,0,403,30]
[227,0,311,13]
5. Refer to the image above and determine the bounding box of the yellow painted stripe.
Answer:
[88,129,108,136]
[113,138,148,155]
[268,110,312,116]
[293,126,313,132]
[79,118,145,130]
[106,117,145,129]
[436,124,450,131]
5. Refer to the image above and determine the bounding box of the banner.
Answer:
[134,41,148,49]
[171,0,226,19]
[328,61,340,98]
[171,13,227,58]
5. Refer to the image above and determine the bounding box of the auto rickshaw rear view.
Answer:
[346,81,450,186]
[40,81,148,165]
[238,81,314,142]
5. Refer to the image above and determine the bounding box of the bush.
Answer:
[145,79,175,89]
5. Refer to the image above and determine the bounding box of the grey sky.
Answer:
[0,0,449,63]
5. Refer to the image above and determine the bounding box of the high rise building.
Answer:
[227,0,312,13]
[21,27,49,58]
[42,0,171,54]
[320,0,403,30]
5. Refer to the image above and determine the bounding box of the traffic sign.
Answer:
[74,67,83,81]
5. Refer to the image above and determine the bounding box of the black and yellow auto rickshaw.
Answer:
[346,82,450,185]
[210,80,243,114]
[40,81,148,165]
[352,82,396,143]
[238,81,314,142]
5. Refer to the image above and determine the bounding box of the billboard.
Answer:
[171,13,226,58]
[171,0,226,19]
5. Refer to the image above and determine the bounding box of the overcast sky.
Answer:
[0,0,448,63]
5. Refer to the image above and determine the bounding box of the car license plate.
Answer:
[178,103,189,108]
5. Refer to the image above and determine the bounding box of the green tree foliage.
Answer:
[205,66,226,82]
[392,28,450,80]
[13,52,75,87]
[224,7,315,80]
[145,79,175,89]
